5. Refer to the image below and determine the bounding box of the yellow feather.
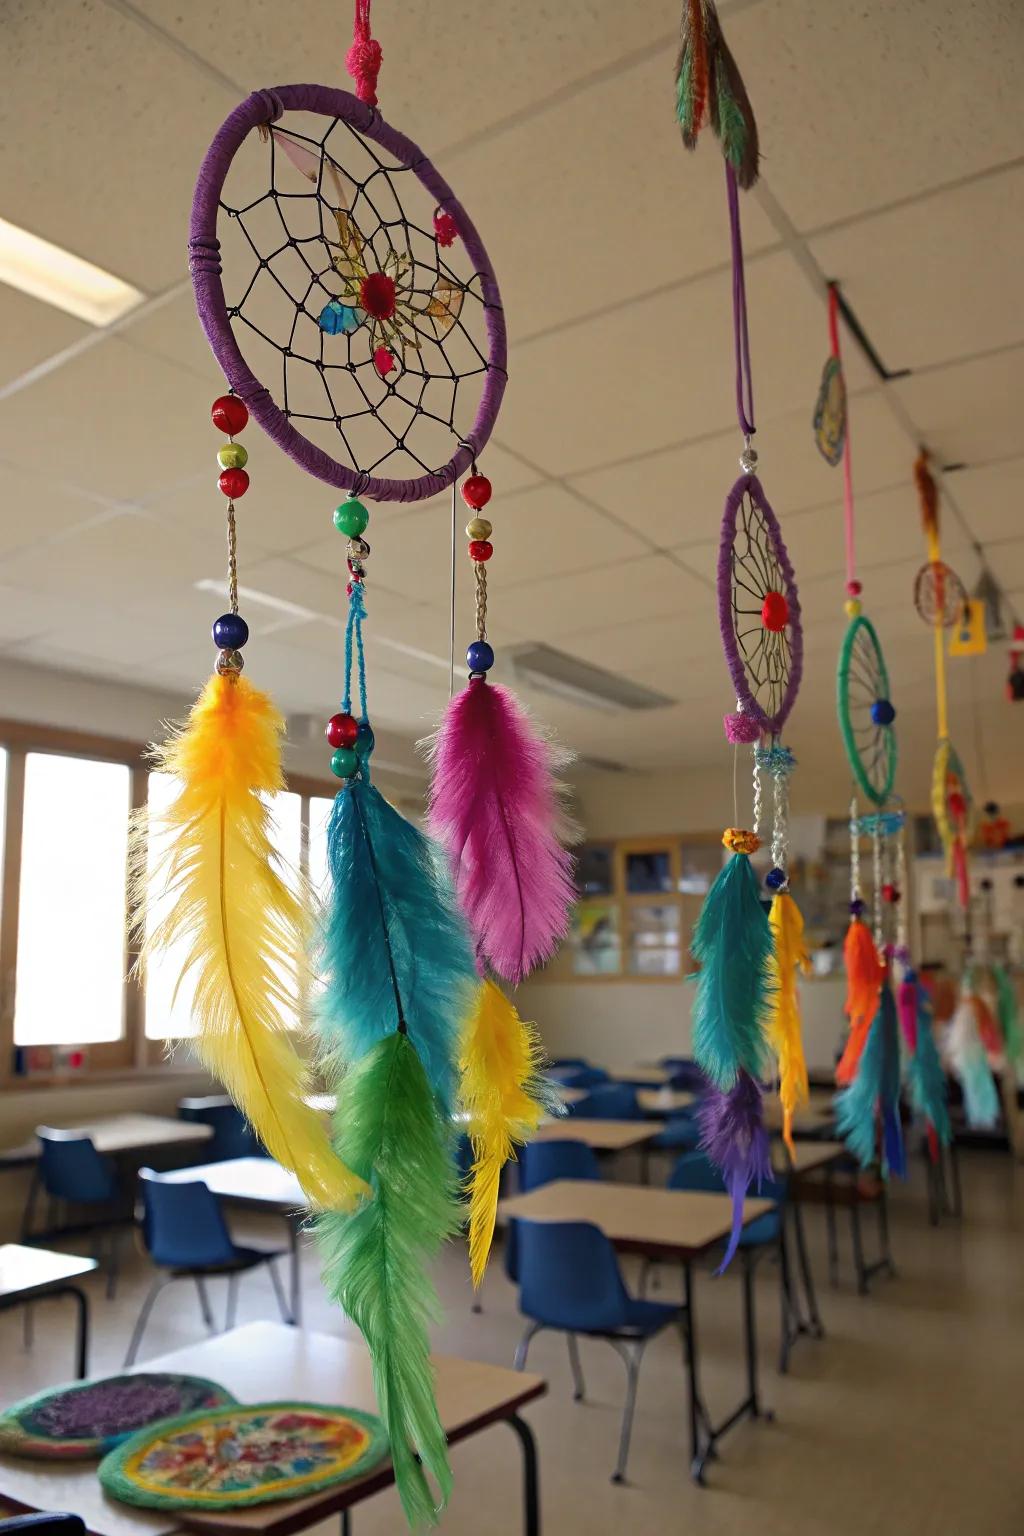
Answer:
[459,980,546,1287]
[767,891,811,1160]
[129,672,367,1211]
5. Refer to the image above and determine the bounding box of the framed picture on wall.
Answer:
[570,899,621,975]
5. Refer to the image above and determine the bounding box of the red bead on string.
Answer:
[462,474,492,511]
[761,591,789,631]
[212,395,248,435]
[326,712,359,749]
[218,468,249,499]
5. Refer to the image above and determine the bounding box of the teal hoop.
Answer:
[837,614,898,806]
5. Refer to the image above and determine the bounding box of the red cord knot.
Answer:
[346,36,382,105]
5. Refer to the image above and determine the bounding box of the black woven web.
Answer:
[218,115,498,479]
[845,623,890,795]
[729,490,792,724]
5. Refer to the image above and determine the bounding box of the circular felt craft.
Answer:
[0,1375,235,1461]
[837,614,898,806]
[189,85,506,503]
[914,560,966,628]
[717,474,804,738]
[98,1401,387,1510]
[931,738,974,864]
[812,355,846,466]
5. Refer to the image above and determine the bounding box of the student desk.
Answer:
[0,1242,97,1378]
[0,1321,547,1536]
[530,1118,663,1152]
[498,1179,774,1482]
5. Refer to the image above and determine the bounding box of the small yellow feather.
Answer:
[130,672,367,1211]
[767,890,811,1160]
[459,980,547,1287]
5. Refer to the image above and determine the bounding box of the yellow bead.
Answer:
[465,517,492,541]
[845,599,862,617]
[218,442,248,470]
[722,827,761,855]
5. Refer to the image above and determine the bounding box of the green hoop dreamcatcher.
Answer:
[837,613,898,807]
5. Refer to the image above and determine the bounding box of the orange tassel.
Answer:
[836,919,883,1085]
[915,451,939,555]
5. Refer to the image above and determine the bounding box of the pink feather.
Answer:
[426,679,574,985]
[897,978,918,1052]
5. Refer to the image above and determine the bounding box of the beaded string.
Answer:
[755,743,795,892]
[461,466,495,678]
[849,796,861,908]
[325,486,376,782]
[871,821,883,951]
[751,752,763,838]
[448,481,457,700]
[210,394,252,678]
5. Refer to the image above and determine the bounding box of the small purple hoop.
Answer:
[717,473,803,737]
[189,84,507,504]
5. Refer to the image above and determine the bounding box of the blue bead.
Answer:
[871,698,896,726]
[849,898,865,917]
[355,721,375,759]
[212,613,249,649]
[765,866,786,890]
[318,300,363,335]
[467,640,494,673]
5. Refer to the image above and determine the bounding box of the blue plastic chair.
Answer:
[570,1083,642,1120]
[34,1129,126,1297]
[0,1518,85,1536]
[513,1220,681,1482]
[548,1066,610,1090]
[668,1152,786,1246]
[519,1139,600,1192]
[178,1099,263,1161]
[659,1058,707,1091]
[125,1169,291,1365]
[649,1109,702,1153]
[549,1058,590,1071]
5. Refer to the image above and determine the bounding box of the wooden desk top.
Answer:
[772,1140,847,1178]
[0,1322,546,1536]
[0,1243,98,1300]
[2,1115,214,1165]
[606,1066,670,1086]
[531,1118,663,1151]
[637,1088,696,1114]
[498,1179,774,1260]
[762,1098,835,1135]
[158,1157,305,1213]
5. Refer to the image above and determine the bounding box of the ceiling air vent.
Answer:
[509,644,674,713]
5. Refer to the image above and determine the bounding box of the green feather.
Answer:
[318,1032,462,1527]
[994,963,1023,1066]
[691,852,772,1088]
[714,66,747,171]
[675,48,694,133]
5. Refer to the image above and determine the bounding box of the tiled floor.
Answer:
[2,1147,1022,1534]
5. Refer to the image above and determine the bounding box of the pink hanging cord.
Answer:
[347,0,382,106]
[830,284,857,593]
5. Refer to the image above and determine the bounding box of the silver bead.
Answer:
[740,446,758,474]
[216,647,245,676]
[348,537,371,560]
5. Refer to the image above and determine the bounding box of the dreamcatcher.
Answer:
[676,13,808,1264]
[819,284,905,1174]
[914,454,996,1132]
[135,8,538,1520]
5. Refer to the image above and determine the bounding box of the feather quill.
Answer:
[766,890,810,1157]
[836,918,883,1085]
[835,984,904,1175]
[318,1032,462,1528]
[459,980,555,1287]
[130,673,365,1210]
[691,851,772,1089]
[425,678,575,986]
[947,992,1000,1128]
[317,779,477,1111]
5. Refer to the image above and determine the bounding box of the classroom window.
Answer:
[307,795,335,896]
[14,753,130,1046]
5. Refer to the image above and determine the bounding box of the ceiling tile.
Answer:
[499,552,705,639]
[0,462,107,557]
[0,288,90,391]
[951,458,1024,546]
[892,348,1024,467]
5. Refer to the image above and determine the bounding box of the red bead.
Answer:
[211,395,248,435]
[218,468,249,499]
[433,210,458,247]
[359,272,396,321]
[326,712,358,749]
[373,346,396,377]
[346,582,354,597]
[882,883,900,903]
[461,474,492,511]
[846,579,862,596]
[761,590,789,631]
[948,791,967,822]
[468,539,493,562]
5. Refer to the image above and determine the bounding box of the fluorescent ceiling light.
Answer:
[195,579,316,623]
[0,217,144,326]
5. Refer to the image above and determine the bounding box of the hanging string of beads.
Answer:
[327,486,375,779]
[462,467,494,676]
[871,819,884,951]
[211,394,251,676]
[848,796,864,922]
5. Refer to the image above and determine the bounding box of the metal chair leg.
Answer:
[609,1340,645,1484]
[266,1256,293,1325]
[566,1332,585,1401]
[194,1275,217,1332]
[124,1275,171,1367]
[225,1272,240,1331]
[514,1320,542,1371]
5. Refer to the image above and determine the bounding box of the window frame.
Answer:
[0,718,339,1089]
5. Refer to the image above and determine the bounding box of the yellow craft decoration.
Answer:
[722,828,761,855]
[948,598,987,657]
[130,672,367,1212]
[767,891,811,1158]
[459,980,547,1288]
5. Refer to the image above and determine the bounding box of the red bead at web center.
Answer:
[761,590,789,631]
[359,272,396,321]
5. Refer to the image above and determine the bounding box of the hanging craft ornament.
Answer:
[129,396,365,1215]
[675,0,759,188]
[812,285,847,466]
[185,17,511,1524]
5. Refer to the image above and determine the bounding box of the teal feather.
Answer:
[318,1032,462,1527]
[948,996,1000,1129]
[836,986,904,1174]
[317,780,476,1111]
[691,853,772,1088]
[994,963,1023,1066]
[906,982,951,1146]
[675,47,694,134]
[713,64,747,171]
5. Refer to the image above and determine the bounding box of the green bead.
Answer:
[330,746,359,779]
[333,498,369,537]
[217,442,248,470]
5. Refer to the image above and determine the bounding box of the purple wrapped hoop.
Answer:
[189,84,507,503]
[717,473,803,737]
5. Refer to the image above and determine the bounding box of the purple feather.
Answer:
[699,1070,771,1272]
[425,678,575,985]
